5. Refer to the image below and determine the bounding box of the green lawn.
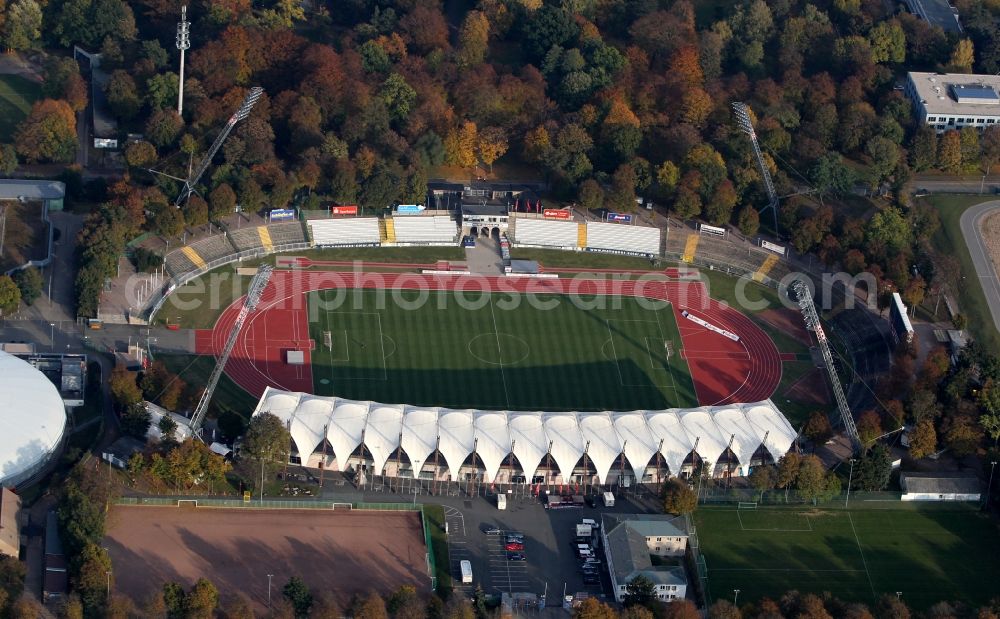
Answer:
[423,504,452,594]
[308,288,697,411]
[153,353,258,419]
[0,74,41,141]
[920,194,1000,351]
[695,506,1000,609]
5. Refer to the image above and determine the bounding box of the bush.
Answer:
[130,247,163,273]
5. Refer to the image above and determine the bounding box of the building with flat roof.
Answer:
[906,72,1000,132]
[43,510,68,602]
[0,179,66,210]
[0,488,21,558]
[900,472,981,501]
[600,513,689,603]
[902,0,961,33]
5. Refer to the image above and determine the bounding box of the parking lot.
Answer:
[443,490,654,602]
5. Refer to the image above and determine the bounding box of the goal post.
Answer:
[737,502,757,510]
[177,500,198,508]
[332,502,353,510]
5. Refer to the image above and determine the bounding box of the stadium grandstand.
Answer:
[391,215,459,245]
[228,222,307,252]
[511,217,580,250]
[585,221,660,257]
[253,387,797,485]
[308,218,381,247]
[164,234,236,278]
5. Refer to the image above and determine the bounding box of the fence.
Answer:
[696,487,982,510]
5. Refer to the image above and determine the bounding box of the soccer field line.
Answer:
[848,512,877,600]
[709,567,868,573]
[320,308,388,382]
[488,295,511,410]
[605,319,678,390]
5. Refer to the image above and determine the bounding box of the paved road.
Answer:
[959,200,1000,334]
[909,175,1000,195]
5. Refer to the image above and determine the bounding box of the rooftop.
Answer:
[904,0,961,33]
[900,472,980,495]
[603,515,688,588]
[0,179,66,201]
[909,72,1000,116]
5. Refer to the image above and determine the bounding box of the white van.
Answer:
[460,560,473,584]
[602,492,615,507]
[497,494,506,510]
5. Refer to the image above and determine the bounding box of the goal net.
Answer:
[737,502,757,510]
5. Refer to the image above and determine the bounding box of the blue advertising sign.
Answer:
[269,208,296,222]
[607,212,632,223]
[396,204,426,214]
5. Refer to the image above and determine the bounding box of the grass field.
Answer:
[0,74,41,141]
[695,506,1000,608]
[308,289,697,411]
[920,195,1000,351]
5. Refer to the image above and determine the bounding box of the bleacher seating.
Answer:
[264,221,307,246]
[229,226,266,252]
[391,215,457,244]
[585,222,660,256]
[163,233,237,277]
[308,218,381,247]
[512,217,579,249]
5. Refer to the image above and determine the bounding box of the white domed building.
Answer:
[0,351,67,488]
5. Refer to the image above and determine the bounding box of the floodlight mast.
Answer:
[176,6,190,116]
[174,86,264,207]
[732,102,780,234]
[188,264,273,435]
[792,280,860,451]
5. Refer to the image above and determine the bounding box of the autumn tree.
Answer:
[737,205,760,237]
[124,141,156,168]
[948,39,975,72]
[662,478,697,514]
[352,591,388,619]
[104,70,141,120]
[145,109,183,149]
[857,410,884,446]
[209,183,237,221]
[42,56,88,112]
[14,99,77,163]
[938,130,962,172]
[0,275,21,316]
[803,412,834,444]
[2,0,42,50]
[477,127,509,173]
[705,179,737,226]
[776,453,801,500]
[73,543,112,612]
[909,418,937,459]
[579,179,604,211]
[457,11,490,67]
[445,121,478,168]
[575,598,618,619]
[749,464,776,501]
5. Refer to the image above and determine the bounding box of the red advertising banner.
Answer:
[330,205,358,215]
[543,209,571,220]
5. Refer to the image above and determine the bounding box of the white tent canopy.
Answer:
[252,387,798,482]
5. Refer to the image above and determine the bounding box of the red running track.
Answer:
[194,271,782,407]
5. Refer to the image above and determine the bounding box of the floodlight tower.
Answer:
[732,102,780,234]
[176,6,191,116]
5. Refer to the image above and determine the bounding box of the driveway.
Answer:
[958,200,1000,334]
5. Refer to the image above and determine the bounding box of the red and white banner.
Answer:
[543,209,571,220]
[330,205,358,215]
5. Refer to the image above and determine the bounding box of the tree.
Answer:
[579,179,604,212]
[662,478,697,514]
[14,99,77,163]
[949,39,975,72]
[158,415,178,444]
[209,183,237,221]
[73,543,112,612]
[124,141,157,168]
[220,594,256,619]
[656,161,680,195]
[477,127,509,173]
[457,11,490,67]
[58,595,85,619]
[184,578,218,619]
[938,130,962,172]
[776,453,801,500]
[855,443,892,491]
[737,205,760,237]
[866,208,911,254]
[145,109,183,149]
[0,275,21,316]
[623,574,657,608]
[663,600,701,619]
[243,412,291,477]
[109,364,142,409]
[521,4,578,61]
[909,418,937,459]
[672,186,701,220]
[445,121,478,168]
[875,594,911,619]
[680,88,713,127]
[943,415,982,455]
[352,592,388,619]
[705,179,737,226]
[283,576,313,618]
[960,126,981,171]
[803,412,833,444]
[380,73,416,123]
[749,464,776,501]
[982,125,1000,173]
[857,410,884,446]
[2,0,42,50]
[11,594,43,619]
[183,195,209,228]
[0,143,17,175]
[11,267,42,306]
[795,455,830,503]
[104,70,141,120]
[575,597,618,619]
[868,21,906,64]
[865,137,900,190]
[121,401,151,438]
[910,126,938,172]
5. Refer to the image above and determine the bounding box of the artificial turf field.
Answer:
[307,288,698,411]
[694,506,1000,608]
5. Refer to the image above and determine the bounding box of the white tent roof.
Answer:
[252,388,798,482]
[0,352,67,486]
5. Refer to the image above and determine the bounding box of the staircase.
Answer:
[379,217,396,244]
[577,222,587,248]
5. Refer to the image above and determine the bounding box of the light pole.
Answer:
[733,589,740,607]
[984,461,997,511]
[105,570,111,599]
[267,573,274,609]
[49,322,55,350]
[896,592,902,600]
[845,458,856,508]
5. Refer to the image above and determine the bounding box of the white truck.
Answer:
[602,492,615,507]
[460,560,473,584]
[497,494,506,510]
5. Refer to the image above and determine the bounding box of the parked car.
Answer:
[506,552,526,561]
[506,534,524,543]
[505,542,524,551]
[484,526,503,535]
[462,235,476,247]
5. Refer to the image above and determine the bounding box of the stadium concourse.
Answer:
[251,388,797,485]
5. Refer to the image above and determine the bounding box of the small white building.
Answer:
[906,72,1000,132]
[900,472,981,501]
[601,513,689,603]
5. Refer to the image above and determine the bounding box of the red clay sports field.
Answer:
[194,266,786,407]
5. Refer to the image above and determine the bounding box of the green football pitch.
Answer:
[306,289,697,411]
[694,506,1000,608]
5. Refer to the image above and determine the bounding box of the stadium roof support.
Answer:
[253,389,799,482]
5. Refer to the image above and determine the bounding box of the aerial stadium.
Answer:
[0,351,67,488]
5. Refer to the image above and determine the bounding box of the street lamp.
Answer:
[896,592,902,600]
[733,589,740,606]
[984,461,997,511]
[267,573,274,609]
[49,322,55,350]
[105,570,111,599]
[845,459,856,508]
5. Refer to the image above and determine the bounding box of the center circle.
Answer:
[467,333,530,366]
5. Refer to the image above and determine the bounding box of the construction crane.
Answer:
[791,279,860,451]
[188,264,273,435]
[732,102,780,234]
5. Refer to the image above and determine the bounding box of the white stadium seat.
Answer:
[513,218,579,249]
[392,215,458,244]
[586,221,660,255]
[308,218,381,247]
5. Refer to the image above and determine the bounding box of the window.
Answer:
[654,547,660,552]
[927,116,937,122]
[948,118,955,124]
[989,119,996,124]
[656,537,662,541]
[978,119,986,124]
[620,586,626,591]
